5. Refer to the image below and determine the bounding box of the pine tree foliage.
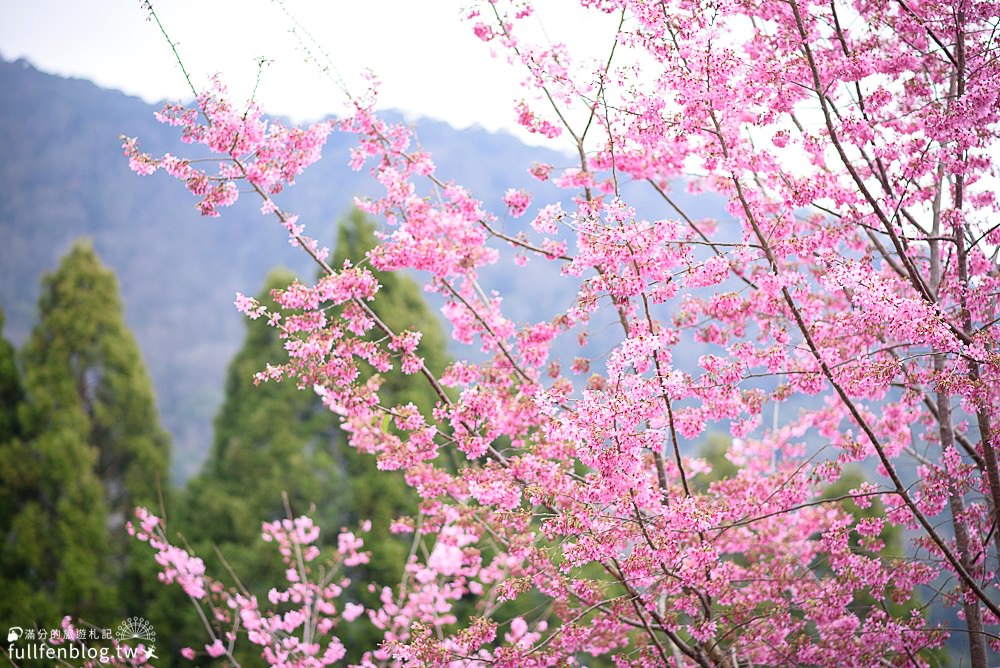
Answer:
[181,266,345,592]
[184,210,451,585]
[0,308,22,440]
[330,209,452,585]
[175,211,452,661]
[0,241,171,632]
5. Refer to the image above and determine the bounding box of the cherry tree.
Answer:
[124,0,999,665]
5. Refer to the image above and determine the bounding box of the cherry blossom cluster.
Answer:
[123,77,331,220]
[127,0,1000,664]
[128,508,373,666]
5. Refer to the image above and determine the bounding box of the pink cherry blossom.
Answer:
[126,0,1000,664]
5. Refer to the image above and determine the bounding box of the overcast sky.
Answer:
[0,0,618,144]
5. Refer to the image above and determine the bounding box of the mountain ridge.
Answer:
[0,57,583,480]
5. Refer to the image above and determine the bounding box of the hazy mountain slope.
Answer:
[0,58,595,479]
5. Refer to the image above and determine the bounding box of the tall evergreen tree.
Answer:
[179,210,451,660]
[182,267,345,585]
[184,210,451,571]
[0,241,171,633]
[329,209,451,585]
[163,265,347,666]
[326,209,454,657]
[0,308,22,440]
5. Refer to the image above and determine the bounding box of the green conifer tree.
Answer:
[330,209,451,584]
[181,266,345,591]
[0,241,171,634]
[326,209,454,657]
[179,210,451,661]
[0,308,21,440]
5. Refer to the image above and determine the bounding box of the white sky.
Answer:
[0,0,619,144]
